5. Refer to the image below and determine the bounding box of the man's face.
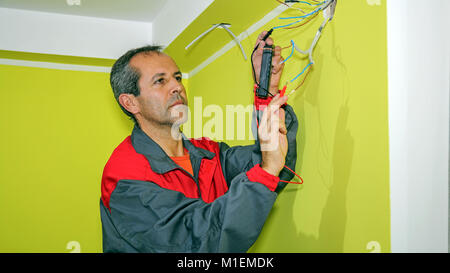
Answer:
[130,52,188,127]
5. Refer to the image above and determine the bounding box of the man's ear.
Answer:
[118,93,140,115]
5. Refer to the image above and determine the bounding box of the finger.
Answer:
[274,45,282,56]
[279,108,286,122]
[272,57,284,74]
[258,106,272,141]
[259,105,270,129]
[270,94,289,111]
[269,94,289,108]
[252,46,263,62]
[254,31,268,49]
[270,107,281,137]
[257,31,268,41]
[279,108,287,135]
[273,46,284,69]
[268,94,283,107]
[266,106,274,134]
[273,45,282,59]
[265,37,274,47]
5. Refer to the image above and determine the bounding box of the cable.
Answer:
[290,61,312,82]
[280,40,295,64]
[275,0,307,14]
[283,11,319,29]
[260,0,336,98]
[273,19,306,30]
[185,23,247,60]
[278,5,323,20]
[289,64,312,96]
[290,17,329,65]
[185,24,219,50]
[221,24,248,60]
[272,0,326,30]
[280,165,304,185]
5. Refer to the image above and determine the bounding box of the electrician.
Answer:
[99,31,299,252]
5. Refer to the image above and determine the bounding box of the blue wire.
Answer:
[281,40,295,64]
[295,1,314,5]
[273,0,326,29]
[290,62,313,83]
[279,6,322,20]
[297,0,327,6]
[314,0,327,6]
[287,1,325,6]
[273,17,309,30]
[275,0,325,81]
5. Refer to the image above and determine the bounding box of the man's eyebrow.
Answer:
[151,72,181,82]
[151,73,166,82]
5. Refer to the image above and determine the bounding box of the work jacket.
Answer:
[100,102,298,253]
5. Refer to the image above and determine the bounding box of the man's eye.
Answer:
[154,78,165,85]
[175,76,182,82]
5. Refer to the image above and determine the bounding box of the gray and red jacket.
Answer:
[100,101,298,253]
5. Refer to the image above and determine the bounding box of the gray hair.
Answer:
[110,45,164,124]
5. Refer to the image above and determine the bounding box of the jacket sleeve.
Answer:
[218,103,299,193]
[101,166,279,253]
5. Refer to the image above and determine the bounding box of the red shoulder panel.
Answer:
[189,137,220,155]
[101,136,151,210]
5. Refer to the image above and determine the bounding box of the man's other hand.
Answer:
[258,94,289,177]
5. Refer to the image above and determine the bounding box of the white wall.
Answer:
[152,0,214,47]
[387,0,449,253]
[0,7,152,59]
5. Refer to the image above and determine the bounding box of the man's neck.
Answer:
[138,121,184,157]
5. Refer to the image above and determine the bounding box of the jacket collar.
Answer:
[130,125,215,174]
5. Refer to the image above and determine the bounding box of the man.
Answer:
[100,32,299,253]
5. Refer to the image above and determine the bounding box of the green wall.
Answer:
[186,0,390,252]
[0,64,130,252]
[0,61,190,252]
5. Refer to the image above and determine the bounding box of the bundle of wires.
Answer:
[273,0,327,30]
[251,0,335,96]
[250,0,336,186]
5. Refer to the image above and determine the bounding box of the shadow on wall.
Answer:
[252,100,354,252]
[250,22,355,252]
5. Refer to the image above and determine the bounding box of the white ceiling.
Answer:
[0,0,168,22]
[0,0,214,59]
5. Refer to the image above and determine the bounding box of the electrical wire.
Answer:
[283,11,319,29]
[292,64,312,92]
[282,44,293,50]
[284,13,329,66]
[250,0,335,186]
[290,61,313,82]
[275,0,307,14]
[280,40,295,64]
[185,23,247,60]
[257,0,336,98]
[272,0,327,30]
[281,165,304,185]
[272,10,320,30]
[278,5,323,20]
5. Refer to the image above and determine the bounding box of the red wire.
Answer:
[280,165,304,185]
[253,85,304,185]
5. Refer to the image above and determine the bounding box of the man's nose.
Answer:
[169,79,184,94]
